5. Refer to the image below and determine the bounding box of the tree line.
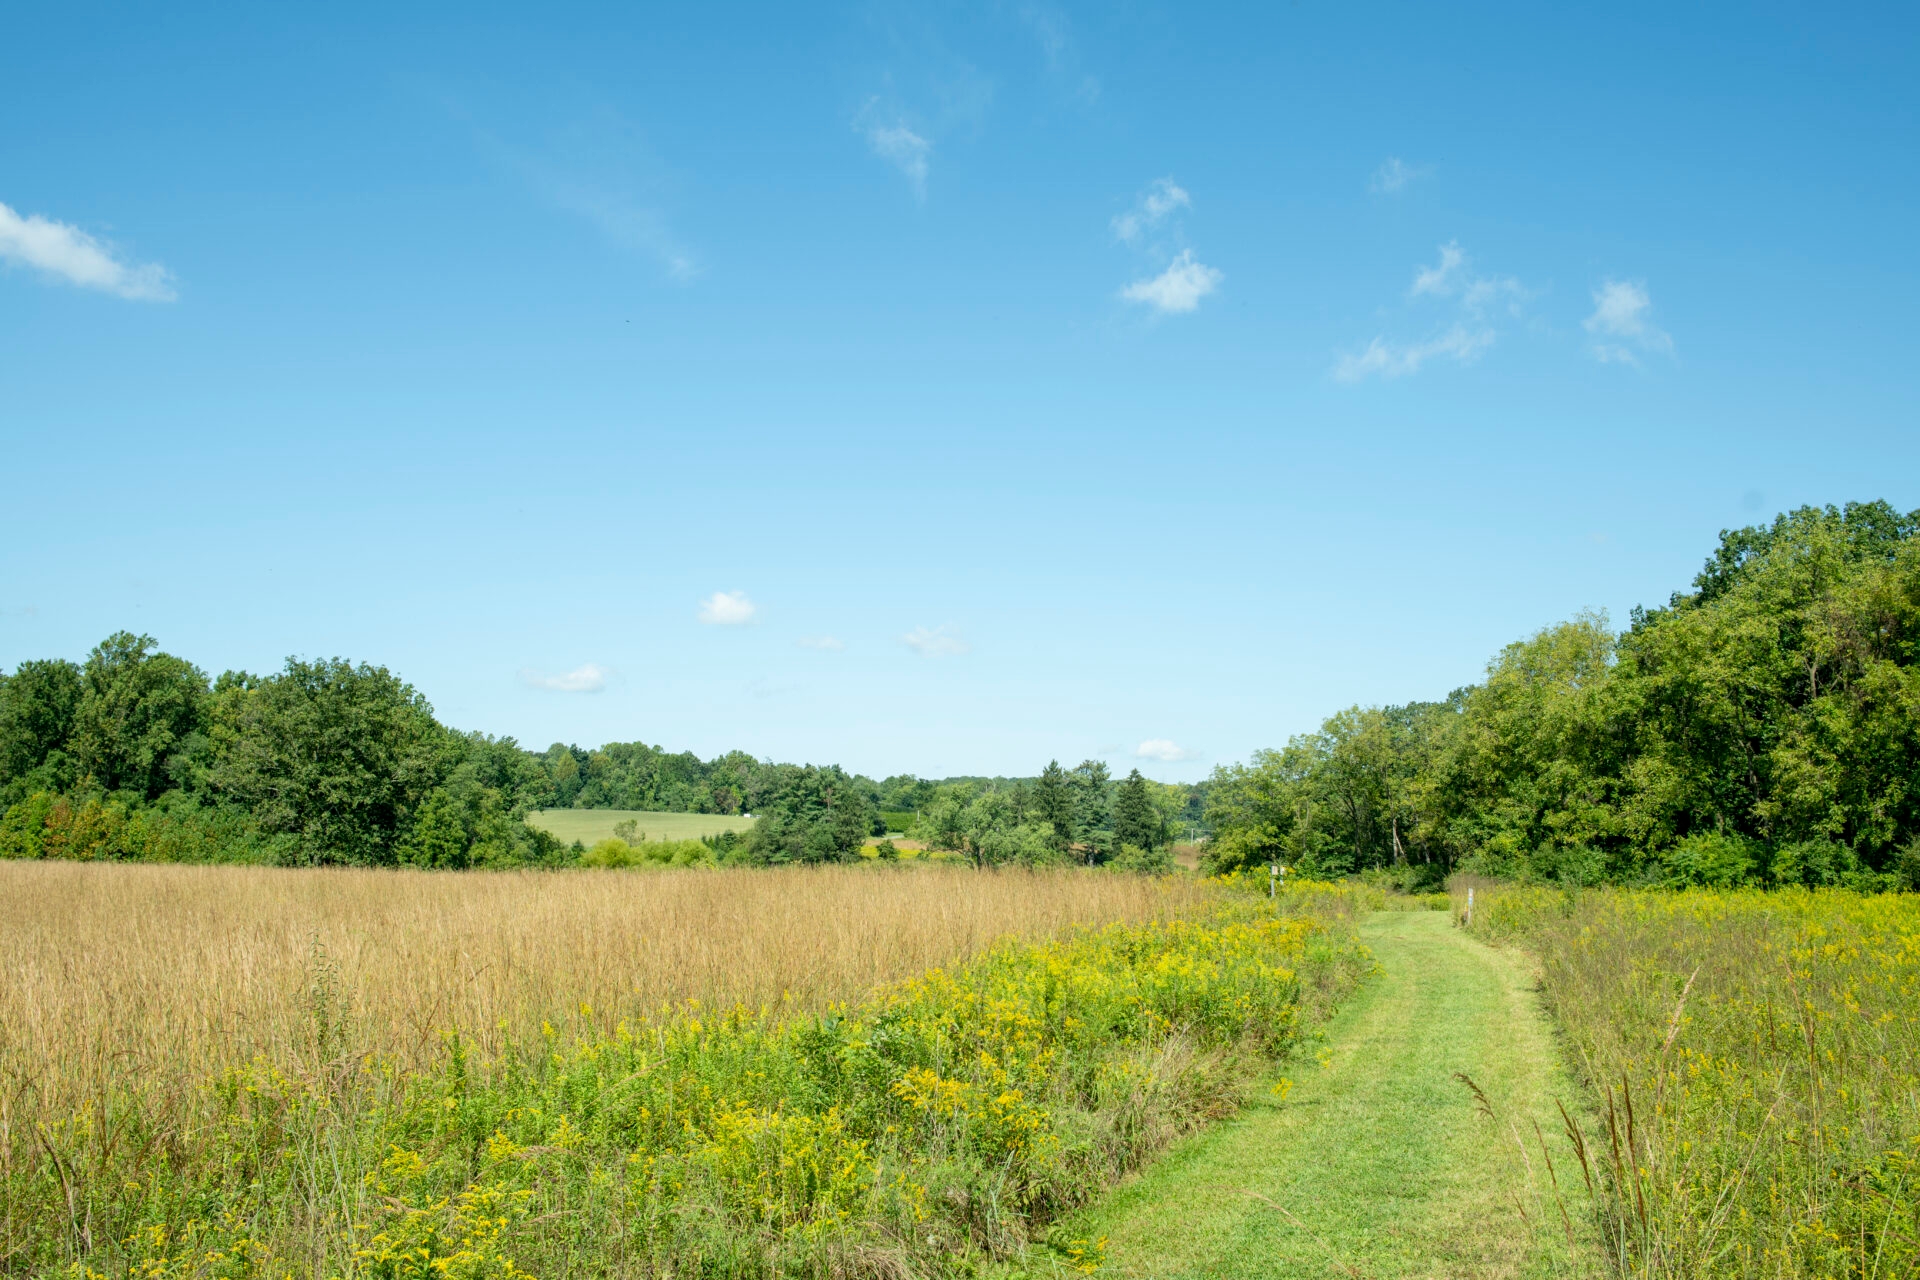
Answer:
[0,640,916,868]
[897,761,1193,870]
[0,635,1202,871]
[1204,501,1920,891]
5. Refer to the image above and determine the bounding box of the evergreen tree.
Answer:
[1033,759,1075,849]
[1071,759,1114,865]
[1113,768,1162,851]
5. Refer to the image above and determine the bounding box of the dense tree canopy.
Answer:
[207,658,443,865]
[0,658,82,789]
[1205,502,1920,890]
[903,760,1185,870]
[0,631,1203,869]
[738,765,874,865]
[70,632,208,800]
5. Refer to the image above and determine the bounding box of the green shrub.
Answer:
[580,836,714,870]
[1768,838,1862,887]
[1654,832,1761,888]
[1111,842,1174,875]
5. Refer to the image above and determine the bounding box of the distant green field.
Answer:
[880,810,917,834]
[525,810,756,846]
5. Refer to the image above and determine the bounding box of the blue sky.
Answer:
[3,1,1917,782]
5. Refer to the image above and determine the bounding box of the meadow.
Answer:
[0,861,1370,1278]
[522,808,756,846]
[1463,881,1920,1279]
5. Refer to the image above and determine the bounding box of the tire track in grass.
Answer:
[1046,911,1603,1279]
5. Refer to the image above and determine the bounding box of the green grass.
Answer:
[523,809,755,846]
[1038,910,1603,1279]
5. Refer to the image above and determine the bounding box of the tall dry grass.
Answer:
[1,861,1299,1276]
[0,860,1216,1118]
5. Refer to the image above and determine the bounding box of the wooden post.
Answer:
[1269,861,1276,900]
[1466,885,1474,927]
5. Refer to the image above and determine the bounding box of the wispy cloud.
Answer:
[796,635,845,651]
[1121,249,1222,314]
[1584,279,1672,365]
[1018,3,1100,102]
[1335,241,1530,382]
[1410,240,1465,297]
[0,201,175,301]
[476,110,698,281]
[860,94,940,198]
[538,180,698,280]
[1135,738,1198,763]
[1369,156,1432,195]
[1112,177,1190,245]
[1406,242,1528,316]
[1461,275,1529,317]
[698,590,757,625]
[903,624,969,656]
[1334,327,1495,382]
[521,663,608,693]
[862,119,932,198]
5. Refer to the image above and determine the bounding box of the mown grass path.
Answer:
[1061,911,1602,1279]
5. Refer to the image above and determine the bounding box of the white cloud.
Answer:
[1111,177,1191,244]
[1336,241,1533,382]
[0,201,175,301]
[1584,279,1672,364]
[796,635,845,651]
[1121,249,1223,314]
[1369,157,1431,195]
[521,663,608,693]
[902,624,969,656]
[697,590,757,625]
[1135,738,1198,763]
[864,121,932,198]
[1410,241,1465,297]
[1409,244,1529,315]
[1334,326,1495,382]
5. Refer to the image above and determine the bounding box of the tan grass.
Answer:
[0,860,1216,1130]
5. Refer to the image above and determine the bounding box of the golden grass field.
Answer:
[522,807,756,845]
[0,860,1215,1140]
[1,860,1314,1276]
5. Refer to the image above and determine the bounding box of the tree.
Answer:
[399,787,469,869]
[914,789,970,855]
[1113,769,1164,851]
[0,658,84,799]
[70,633,207,799]
[209,656,443,864]
[1033,760,1075,850]
[1071,759,1113,864]
[1202,747,1303,876]
[1211,501,1920,888]
[740,765,873,864]
[915,784,1061,868]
